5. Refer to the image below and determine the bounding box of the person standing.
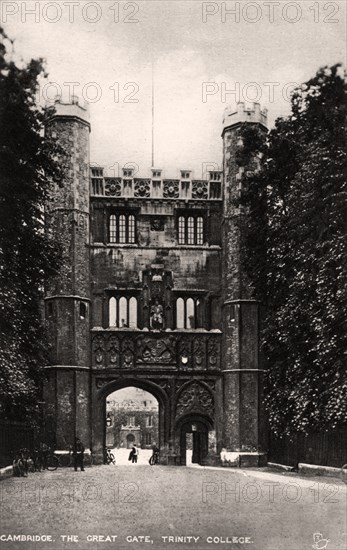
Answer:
[73,437,85,471]
[40,442,50,470]
[13,450,26,477]
[131,444,139,464]
[151,442,160,464]
[152,442,159,454]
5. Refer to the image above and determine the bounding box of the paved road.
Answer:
[0,463,346,550]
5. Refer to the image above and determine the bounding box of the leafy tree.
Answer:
[237,65,347,435]
[0,27,63,421]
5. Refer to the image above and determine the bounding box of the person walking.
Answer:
[73,437,85,471]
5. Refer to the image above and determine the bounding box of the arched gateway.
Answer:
[43,99,268,466]
[92,375,217,464]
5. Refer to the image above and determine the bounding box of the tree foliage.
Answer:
[238,65,347,435]
[0,27,63,421]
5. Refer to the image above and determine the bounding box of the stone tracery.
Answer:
[176,381,214,418]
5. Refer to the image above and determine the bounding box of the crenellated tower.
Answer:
[221,102,268,463]
[43,97,91,449]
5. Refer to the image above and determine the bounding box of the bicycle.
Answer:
[149,450,160,465]
[45,452,60,471]
[104,447,116,465]
[25,444,58,471]
[35,447,93,471]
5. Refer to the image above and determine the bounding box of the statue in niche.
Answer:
[150,299,164,330]
[151,268,163,282]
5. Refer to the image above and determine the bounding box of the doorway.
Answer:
[179,418,209,465]
[126,434,135,448]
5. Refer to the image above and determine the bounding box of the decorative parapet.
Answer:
[90,169,222,200]
[134,178,151,198]
[91,329,222,371]
[192,180,208,200]
[105,178,121,196]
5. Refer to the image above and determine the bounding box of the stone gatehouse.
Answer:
[43,98,268,465]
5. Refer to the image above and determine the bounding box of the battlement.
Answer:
[47,95,90,127]
[90,166,223,200]
[222,102,268,133]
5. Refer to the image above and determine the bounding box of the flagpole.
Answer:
[151,60,154,168]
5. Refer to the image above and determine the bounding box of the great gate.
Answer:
[43,98,268,465]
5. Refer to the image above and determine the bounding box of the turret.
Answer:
[43,97,91,450]
[221,102,268,463]
[222,101,268,299]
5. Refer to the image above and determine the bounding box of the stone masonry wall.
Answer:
[222,125,254,301]
[46,118,90,297]
[90,199,223,329]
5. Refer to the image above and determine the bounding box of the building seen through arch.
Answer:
[105,388,159,450]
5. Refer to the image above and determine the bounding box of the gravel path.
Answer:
[0,463,346,550]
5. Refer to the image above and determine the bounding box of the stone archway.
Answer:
[92,377,169,464]
[174,381,215,465]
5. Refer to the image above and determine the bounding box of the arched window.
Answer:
[119,215,126,243]
[119,297,127,326]
[79,302,87,319]
[176,298,185,328]
[177,213,205,245]
[178,216,185,245]
[108,212,137,243]
[109,297,117,326]
[108,296,138,328]
[128,215,135,243]
[187,217,194,244]
[176,297,204,329]
[109,214,117,243]
[197,217,204,245]
[196,299,203,327]
[186,298,195,328]
[129,297,138,328]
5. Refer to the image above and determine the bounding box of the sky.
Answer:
[3,0,346,177]
[107,387,158,409]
